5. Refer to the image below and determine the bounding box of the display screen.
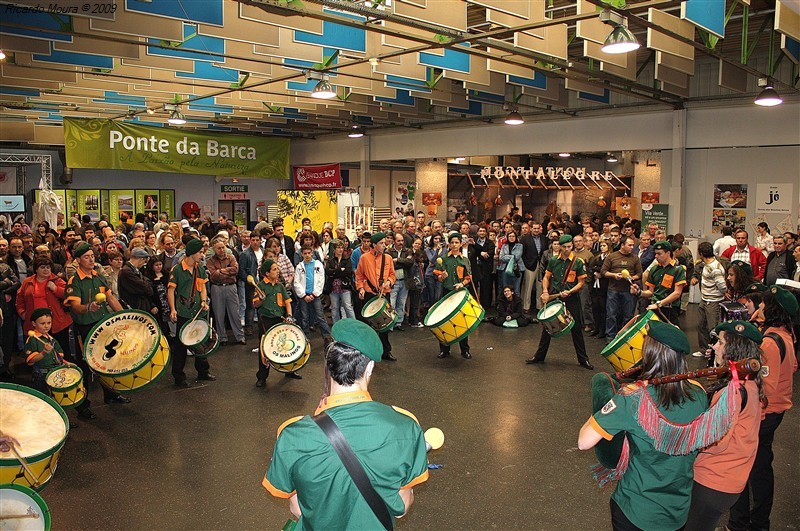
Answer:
[0,195,24,212]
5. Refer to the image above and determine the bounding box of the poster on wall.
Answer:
[136,190,160,217]
[77,190,101,222]
[66,189,78,220]
[159,190,175,219]
[292,163,342,190]
[0,167,17,195]
[344,206,373,239]
[276,190,338,236]
[422,192,443,218]
[640,191,660,205]
[100,190,109,221]
[755,183,792,214]
[713,184,748,208]
[109,190,135,225]
[614,195,638,219]
[641,203,669,230]
[394,182,416,219]
[712,208,747,234]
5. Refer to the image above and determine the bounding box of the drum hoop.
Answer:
[45,366,83,393]
[193,328,220,358]
[423,289,469,327]
[84,310,163,377]
[270,343,311,373]
[537,299,565,321]
[179,318,211,346]
[0,484,52,530]
[361,296,387,319]
[261,323,308,364]
[0,383,69,466]
[601,310,657,357]
[102,336,171,394]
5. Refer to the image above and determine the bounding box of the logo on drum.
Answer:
[102,325,140,361]
[268,331,301,360]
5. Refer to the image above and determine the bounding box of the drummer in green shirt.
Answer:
[633,241,686,323]
[433,232,474,359]
[263,319,429,530]
[526,234,594,369]
[253,259,299,387]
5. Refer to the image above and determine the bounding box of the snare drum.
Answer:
[537,300,574,338]
[424,289,485,346]
[361,297,398,333]
[179,319,219,358]
[601,311,659,372]
[719,301,748,322]
[0,383,69,490]
[0,484,52,531]
[45,366,86,409]
[260,323,311,373]
[84,310,170,393]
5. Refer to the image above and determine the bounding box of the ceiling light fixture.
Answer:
[167,110,186,125]
[146,108,155,115]
[599,9,640,54]
[504,110,524,125]
[307,71,337,100]
[348,126,364,138]
[0,50,6,61]
[606,153,618,163]
[558,152,571,158]
[454,157,466,163]
[754,78,782,107]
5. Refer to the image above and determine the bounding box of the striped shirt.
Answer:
[699,258,727,302]
[730,247,751,264]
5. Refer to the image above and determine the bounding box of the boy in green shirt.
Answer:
[253,259,299,386]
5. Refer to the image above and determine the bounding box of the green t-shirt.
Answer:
[256,279,292,319]
[434,252,472,291]
[592,383,708,530]
[545,253,587,292]
[65,268,113,326]
[25,333,64,371]
[645,260,687,308]
[168,259,209,319]
[264,394,429,531]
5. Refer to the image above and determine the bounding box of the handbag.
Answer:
[503,319,519,328]
[504,255,516,276]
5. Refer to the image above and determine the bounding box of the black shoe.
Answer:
[196,373,217,381]
[579,362,595,370]
[284,372,302,380]
[525,357,544,364]
[0,369,15,381]
[78,409,97,420]
[238,339,247,345]
[530,318,539,324]
[461,351,472,359]
[381,353,397,361]
[438,351,450,359]
[104,394,131,404]
[175,380,190,388]
[394,325,404,332]
[255,379,266,387]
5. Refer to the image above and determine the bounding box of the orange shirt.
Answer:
[355,251,396,295]
[693,381,761,493]
[761,327,797,416]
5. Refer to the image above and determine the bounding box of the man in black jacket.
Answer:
[472,226,494,309]
[119,248,154,312]
[272,220,295,265]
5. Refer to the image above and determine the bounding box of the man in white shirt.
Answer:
[690,242,727,358]
[712,225,737,259]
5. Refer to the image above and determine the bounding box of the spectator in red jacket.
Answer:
[721,230,767,280]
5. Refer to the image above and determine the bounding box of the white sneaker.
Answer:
[691,351,705,358]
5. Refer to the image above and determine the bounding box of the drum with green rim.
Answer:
[361,296,398,333]
[424,289,484,346]
[179,319,219,358]
[45,365,86,409]
[0,483,52,530]
[537,299,574,338]
[0,383,69,491]
[84,310,169,393]
[600,311,659,372]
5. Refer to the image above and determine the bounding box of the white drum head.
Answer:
[362,298,384,318]
[85,311,161,375]
[0,387,67,460]
[180,320,209,345]
[45,367,81,389]
[540,302,562,319]
[0,486,48,531]
[428,290,467,324]
[261,324,308,365]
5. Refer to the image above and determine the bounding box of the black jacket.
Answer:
[119,262,154,311]
[495,294,524,320]
[472,238,494,281]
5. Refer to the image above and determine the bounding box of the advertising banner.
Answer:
[136,190,161,217]
[77,190,101,222]
[159,190,175,219]
[276,190,338,236]
[394,181,416,218]
[109,190,135,225]
[642,203,669,230]
[292,163,342,190]
[64,118,290,179]
[755,183,792,214]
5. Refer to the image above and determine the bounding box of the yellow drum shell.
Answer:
[424,290,485,346]
[45,366,86,409]
[96,336,170,393]
[601,311,659,372]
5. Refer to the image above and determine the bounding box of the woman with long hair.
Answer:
[754,222,773,258]
[15,257,72,350]
[144,231,157,256]
[424,233,444,307]
[498,230,525,295]
[32,221,57,247]
[407,237,426,327]
[588,240,610,337]
[725,260,755,302]
[324,239,355,324]
[579,321,709,530]
[144,256,174,339]
[685,321,765,531]
[728,287,798,531]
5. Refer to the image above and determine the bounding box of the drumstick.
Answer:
[247,275,266,299]
[0,430,40,488]
[424,427,445,451]
[0,511,40,520]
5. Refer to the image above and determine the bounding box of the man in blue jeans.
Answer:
[600,236,642,342]
[293,245,332,344]
[387,233,413,330]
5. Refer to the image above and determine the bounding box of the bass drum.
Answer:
[0,484,52,531]
[0,383,69,490]
[424,289,484,346]
[260,323,311,373]
[601,311,658,372]
[84,310,170,393]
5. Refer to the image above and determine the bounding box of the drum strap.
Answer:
[312,412,393,531]
[560,255,577,289]
[365,253,387,295]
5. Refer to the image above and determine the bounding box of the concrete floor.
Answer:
[7,305,799,530]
